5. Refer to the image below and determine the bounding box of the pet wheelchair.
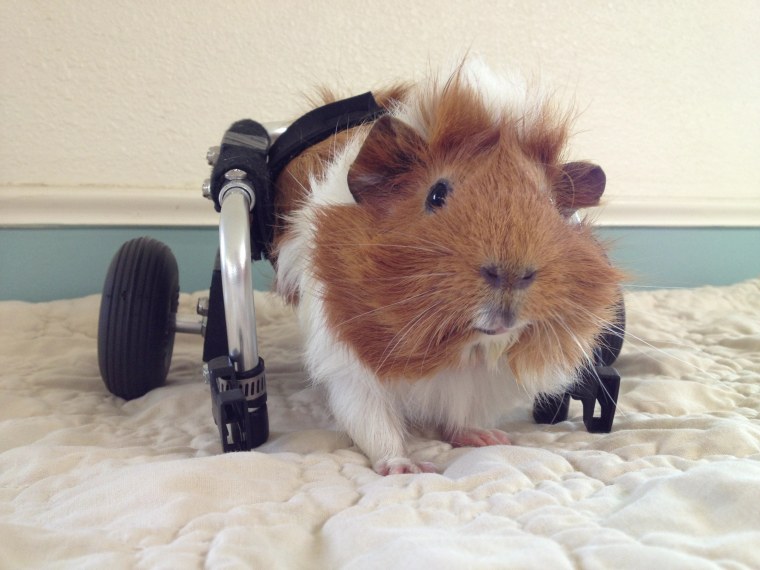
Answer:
[97,94,625,453]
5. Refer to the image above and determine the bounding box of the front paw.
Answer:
[444,427,512,448]
[374,457,438,476]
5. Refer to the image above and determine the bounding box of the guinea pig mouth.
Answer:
[475,326,512,336]
[473,306,523,337]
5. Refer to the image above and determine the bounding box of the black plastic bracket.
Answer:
[533,365,621,433]
[202,252,229,363]
[206,355,269,452]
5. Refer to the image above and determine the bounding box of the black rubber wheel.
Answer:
[594,296,626,367]
[98,237,179,400]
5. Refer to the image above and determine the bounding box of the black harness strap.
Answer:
[267,91,386,184]
[212,93,386,260]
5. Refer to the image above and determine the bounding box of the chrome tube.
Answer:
[219,189,259,371]
[174,318,203,335]
[263,120,290,143]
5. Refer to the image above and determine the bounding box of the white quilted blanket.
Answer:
[2,279,759,569]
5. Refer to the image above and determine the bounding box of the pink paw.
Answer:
[445,428,512,448]
[375,458,438,476]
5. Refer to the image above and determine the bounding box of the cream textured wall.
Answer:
[1,0,759,226]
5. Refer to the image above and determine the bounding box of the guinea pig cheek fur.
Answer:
[310,187,485,382]
[448,167,624,393]
[507,222,625,393]
[311,143,624,393]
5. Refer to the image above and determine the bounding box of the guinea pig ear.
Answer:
[553,161,606,217]
[347,115,426,209]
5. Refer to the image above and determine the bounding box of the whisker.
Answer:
[401,303,444,377]
[549,312,629,421]
[563,301,722,381]
[285,169,313,196]
[419,308,451,375]
[334,290,432,328]
[619,328,721,380]
[318,242,451,255]
[376,301,437,376]
[371,272,456,283]
[378,230,455,255]
[622,284,691,290]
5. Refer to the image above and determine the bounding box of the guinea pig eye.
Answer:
[426,179,452,212]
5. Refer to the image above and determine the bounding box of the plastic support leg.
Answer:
[202,253,229,363]
[533,365,621,433]
[206,356,268,451]
[575,366,620,433]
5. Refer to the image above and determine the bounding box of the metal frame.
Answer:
[219,187,259,373]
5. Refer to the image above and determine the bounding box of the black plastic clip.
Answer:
[533,365,621,433]
[206,355,269,452]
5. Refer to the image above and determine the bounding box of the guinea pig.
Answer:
[271,60,624,475]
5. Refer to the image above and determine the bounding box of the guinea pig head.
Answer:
[311,87,624,391]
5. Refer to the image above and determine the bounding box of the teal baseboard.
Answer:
[0,227,272,302]
[0,226,758,302]
[599,227,759,289]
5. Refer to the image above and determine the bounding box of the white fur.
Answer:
[395,58,551,140]
[274,135,364,298]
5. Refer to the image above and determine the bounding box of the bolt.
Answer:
[201,178,211,199]
[196,296,209,316]
[206,146,220,166]
[224,169,247,181]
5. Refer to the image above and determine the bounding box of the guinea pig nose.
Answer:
[514,268,537,290]
[480,264,503,289]
[480,264,537,290]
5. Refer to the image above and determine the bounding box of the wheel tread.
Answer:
[98,237,179,400]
